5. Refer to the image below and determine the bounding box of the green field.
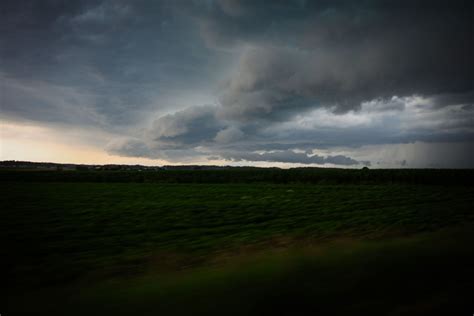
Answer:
[2,175,474,315]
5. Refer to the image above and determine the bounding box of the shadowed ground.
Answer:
[2,179,473,315]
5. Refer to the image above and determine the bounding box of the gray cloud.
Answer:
[220,150,360,165]
[106,93,474,164]
[215,2,474,119]
[429,92,474,109]
[214,126,244,143]
[2,0,473,167]
[106,104,367,166]
[1,0,214,128]
[106,137,152,158]
[145,105,224,148]
[0,74,104,126]
[189,0,474,122]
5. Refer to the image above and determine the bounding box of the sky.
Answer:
[1,0,473,168]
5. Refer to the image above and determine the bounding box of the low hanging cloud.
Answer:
[106,104,368,166]
[218,38,473,121]
[219,150,361,166]
[145,105,224,148]
[106,137,153,158]
[213,1,473,120]
[106,105,224,159]
[107,93,474,165]
[214,126,244,143]
[0,74,105,126]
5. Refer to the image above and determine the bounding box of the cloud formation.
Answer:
[220,150,361,166]
[1,0,473,167]
[214,1,474,120]
[146,105,223,148]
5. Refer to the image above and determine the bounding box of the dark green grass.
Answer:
[2,167,473,185]
[7,228,474,315]
[2,181,474,315]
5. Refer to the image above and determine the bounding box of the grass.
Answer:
[2,181,474,315]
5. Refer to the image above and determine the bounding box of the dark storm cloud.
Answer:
[106,136,205,162]
[219,150,360,165]
[106,137,152,158]
[1,0,97,79]
[210,0,474,119]
[146,105,224,148]
[108,91,474,163]
[197,0,309,48]
[1,0,473,166]
[1,0,213,127]
[105,103,369,165]
[429,92,474,109]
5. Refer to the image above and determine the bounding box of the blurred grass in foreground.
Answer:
[7,227,474,315]
[2,179,473,315]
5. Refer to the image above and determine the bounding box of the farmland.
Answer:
[2,169,474,315]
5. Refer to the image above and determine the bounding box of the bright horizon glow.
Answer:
[0,122,165,165]
[0,122,357,168]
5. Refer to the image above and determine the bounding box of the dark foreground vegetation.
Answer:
[1,166,473,185]
[2,168,474,315]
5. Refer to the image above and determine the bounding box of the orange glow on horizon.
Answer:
[0,121,165,165]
